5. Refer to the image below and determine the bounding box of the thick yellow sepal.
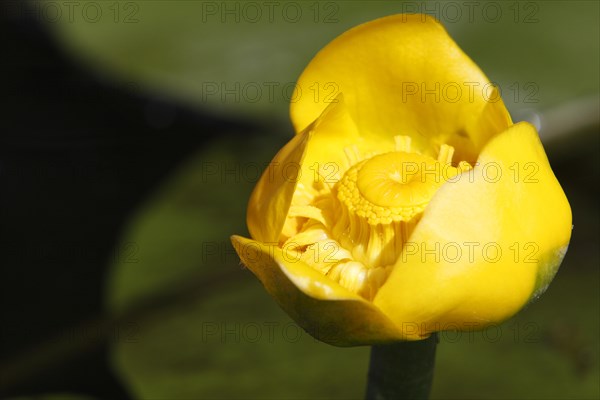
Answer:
[231,235,422,345]
[246,125,311,243]
[291,14,512,162]
[373,122,572,336]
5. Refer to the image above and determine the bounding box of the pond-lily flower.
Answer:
[231,14,572,346]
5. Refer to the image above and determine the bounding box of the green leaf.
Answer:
[106,141,255,313]
[43,0,599,119]
[112,280,370,399]
[106,139,370,399]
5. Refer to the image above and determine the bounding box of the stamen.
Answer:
[299,239,352,275]
[438,144,455,164]
[394,135,412,152]
[283,222,329,250]
[457,160,473,172]
[344,145,361,166]
[310,165,338,190]
[288,205,327,226]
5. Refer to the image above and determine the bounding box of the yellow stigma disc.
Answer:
[337,151,447,224]
[356,152,442,209]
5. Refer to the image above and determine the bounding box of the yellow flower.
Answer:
[231,14,572,346]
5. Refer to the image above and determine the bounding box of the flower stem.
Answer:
[365,334,438,400]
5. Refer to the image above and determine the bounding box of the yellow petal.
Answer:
[246,125,311,243]
[231,235,414,345]
[294,94,366,193]
[374,122,572,336]
[249,97,365,242]
[291,14,511,161]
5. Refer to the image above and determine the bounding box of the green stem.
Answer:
[365,334,438,400]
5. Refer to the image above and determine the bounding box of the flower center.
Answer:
[346,151,444,223]
[333,147,469,269]
[284,136,472,300]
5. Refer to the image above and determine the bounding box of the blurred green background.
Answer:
[1,1,598,399]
